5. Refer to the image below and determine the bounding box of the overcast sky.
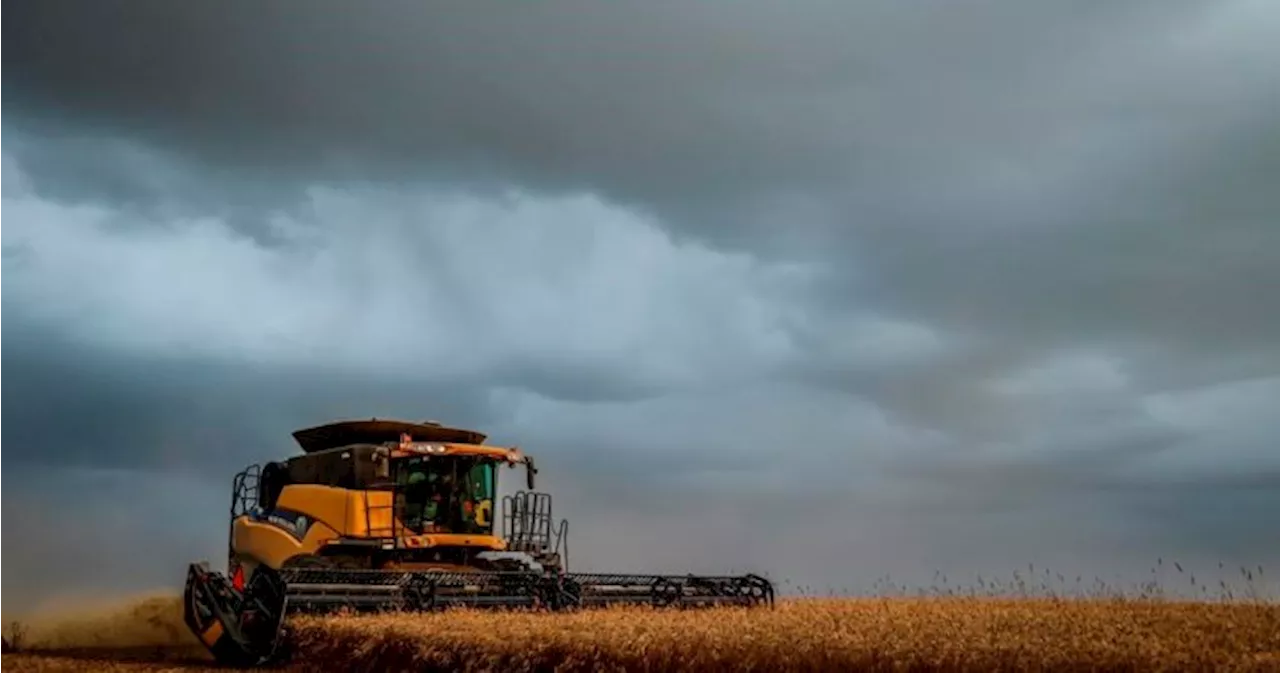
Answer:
[4,0,1279,613]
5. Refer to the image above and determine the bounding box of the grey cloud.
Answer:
[1,153,807,404]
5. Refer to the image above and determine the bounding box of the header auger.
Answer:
[183,418,775,666]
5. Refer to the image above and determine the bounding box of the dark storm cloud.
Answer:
[2,2,1227,219]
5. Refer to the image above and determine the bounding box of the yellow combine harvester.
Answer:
[183,418,774,666]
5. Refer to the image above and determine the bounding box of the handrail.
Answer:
[501,490,570,569]
[363,487,400,540]
[228,464,261,561]
[553,518,570,571]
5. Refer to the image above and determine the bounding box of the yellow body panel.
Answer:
[279,485,358,535]
[231,482,506,570]
[231,508,341,570]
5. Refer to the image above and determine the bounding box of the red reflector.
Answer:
[231,565,245,590]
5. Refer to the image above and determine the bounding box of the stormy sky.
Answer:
[4,1,1279,612]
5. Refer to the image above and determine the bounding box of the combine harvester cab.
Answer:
[183,419,775,667]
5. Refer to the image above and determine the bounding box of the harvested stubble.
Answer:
[289,597,1280,672]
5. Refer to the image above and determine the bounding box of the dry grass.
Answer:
[289,598,1280,672]
[5,592,1279,672]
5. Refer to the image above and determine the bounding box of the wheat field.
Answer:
[4,592,1279,672]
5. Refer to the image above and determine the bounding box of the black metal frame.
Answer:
[228,464,261,563]
[501,490,570,570]
[252,566,774,614]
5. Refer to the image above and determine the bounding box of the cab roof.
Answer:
[291,418,488,454]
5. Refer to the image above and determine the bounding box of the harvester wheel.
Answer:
[739,574,776,607]
[545,575,583,611]
[650,577,683,608]
[402,574,437,612]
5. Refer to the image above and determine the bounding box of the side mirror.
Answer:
[373,448,390,481]
[525,457,537,491]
